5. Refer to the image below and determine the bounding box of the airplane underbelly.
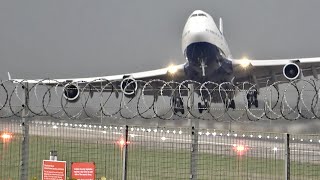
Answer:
[184,42,233,82]
[185,42,219,64]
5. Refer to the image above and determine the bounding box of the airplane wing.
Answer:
[10,63,187,100]
[232,57,320,88]
[11,63,186,84]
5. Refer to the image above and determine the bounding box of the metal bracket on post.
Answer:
[188,84,198,180]
[20,83,29,180]
[122,125,129,180]
[284,133,290,180]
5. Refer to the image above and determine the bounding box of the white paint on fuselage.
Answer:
[181,10,232,60]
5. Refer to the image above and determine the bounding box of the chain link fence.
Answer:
[1,119,320,180]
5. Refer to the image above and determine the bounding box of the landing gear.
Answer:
[172,97,185,114]
[200,59,207,77]
[229,99,236,109]
[247,89,258,108]
[198,101,209,113]
[224,99,235,110]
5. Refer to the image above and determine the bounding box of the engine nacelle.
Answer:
[63,83,80,102]
[283,63,301,80]
[120,76,138,97]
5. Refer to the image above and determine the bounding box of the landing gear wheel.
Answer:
[247,100,252,109]
[247,91,254,109]
[198,102,203,114]
[229,99,235,109]
[198,102,208,113]
[174,107,185,114]
[172,97,184,114]
[198,100,210,113]
[247,89,258,109]
[254,99,258,108]
[224,99,235,109]
[224,99,230,109]
[253,90,258,99]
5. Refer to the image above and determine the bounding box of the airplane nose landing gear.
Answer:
[172,97,185,114]
[229,99,235,109]
[198,101,209,113]
[223,99,236,109]
[247,89,258,109]
[224,99,235,110]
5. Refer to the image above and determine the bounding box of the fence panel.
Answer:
[126,126,191,179]
[0,120,23,180]
[3,119,320,179]
[26,121,124,179]
[290,134,320,180]
[197,130,285,180]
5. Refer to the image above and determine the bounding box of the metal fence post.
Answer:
[284,133,290,180]
[20,83,29,180]
[188,84,198,180]
[122,125,129,180]
[190,125,198,180]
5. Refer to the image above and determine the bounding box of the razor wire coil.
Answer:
[1,79,320,121]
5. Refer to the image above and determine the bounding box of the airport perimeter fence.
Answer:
[1,119,320,180]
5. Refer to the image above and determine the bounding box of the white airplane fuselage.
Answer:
[181,10,233,83]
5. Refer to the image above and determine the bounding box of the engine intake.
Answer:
[283,63,300,80]
[120,77,138,97]
[63,83,80,102]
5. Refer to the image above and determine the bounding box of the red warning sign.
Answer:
[71,162,96,180]
[42,160,66,180]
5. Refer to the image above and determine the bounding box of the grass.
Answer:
[1,134,320,180]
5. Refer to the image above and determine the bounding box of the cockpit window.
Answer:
[198,13,207,17]
[190,13,207,18]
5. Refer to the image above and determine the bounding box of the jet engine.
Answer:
[63,83,80,102]
[120,76,138,97]
[283,63,301,80]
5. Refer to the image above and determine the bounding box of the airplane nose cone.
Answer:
[189,28,208,42]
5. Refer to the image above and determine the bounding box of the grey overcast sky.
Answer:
[1,0,320,80]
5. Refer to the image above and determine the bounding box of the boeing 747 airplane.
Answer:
[12,10,320,113]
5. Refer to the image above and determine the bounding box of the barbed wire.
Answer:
[1,78,320,121]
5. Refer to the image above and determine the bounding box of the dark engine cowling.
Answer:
[283,63,301,80]
[63,83,80,102]
[120,77,138,97]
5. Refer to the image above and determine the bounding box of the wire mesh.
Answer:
[0,120,22,180]
[290,134,320,180]
[196,130,285,180]
[26,121,124,179]
[127,126,191,179]
[2,119,320,179]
